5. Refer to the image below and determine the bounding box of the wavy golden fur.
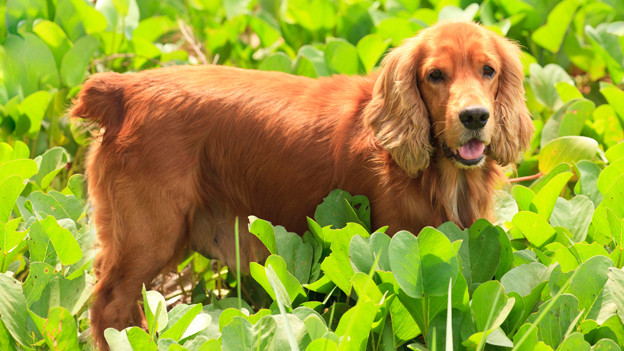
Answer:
[71,21,533,348]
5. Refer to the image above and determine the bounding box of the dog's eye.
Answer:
[483,65,495,78]
[428,69,444,82]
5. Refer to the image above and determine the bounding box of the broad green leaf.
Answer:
[142,287,168,335]
[0,159,37,184]
[0,176,26,223]
[540,99,595,148]
[592,338,620,350]
[96,0,139,39]
[250,255,306,305]
[335,300,378,351]
[530,172,573,220]
[565,255,614,312]
[375,17,422,46]
[349,232,391,274]
[538,136,598,174]
[21,90,52,137]
[512,211,556,248]
[0,218,25,256]
[160,304,203,341]
[60,35,99,87]
[471,281,515,332]
[314,189,370,232]
[295,46,329,78]
[2,34,59,99]
[556,82,583,103]
[574,160,603,206]
[31,147,70,190]
[527,294,581,348]
[248,216,277,254]
[104,328,131,350]
[43,307,80,351]
[550,196,594,242]
[598,160,624,196]
[557,332,590,351]
[30,216,81,266]
[133,16,176,42]
[0,273,30,347]
[606,141,624,163]
[531,0,582,53]
[356,34,389,73]
[512,185,535,212]
[593,175,624,242]
[258,53,293,73]
[587,24,624,84]
[438,3,479,21]
[127,327,157,350]
[23,262,56,305]
[600,83,624,130]
[32,20,71,68]
[389,228,459,297]
[529,64,574,110]
[325,39,359,75]
[607,268,624,326]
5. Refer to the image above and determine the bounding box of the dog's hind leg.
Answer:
[88,174,194,349]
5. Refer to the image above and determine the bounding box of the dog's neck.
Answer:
[420,152,505,229]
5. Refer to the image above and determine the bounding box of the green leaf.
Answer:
[528,64,574,110]
[43,307,80,351]
[600,83,624,130]
[438,3,479,21]
[599,161,624,197]
[556,82,583,103]
[587,24,624,84]
[248,216,277,254]
[60,35,99,87]
[531,0,582,53]
[389,228,459,297]
[31,147,70,190]
[607,268,624,329]
[349,232,391,274]
[471,281,515,332]
[335,300,379,350]
[528,294,581,348]
[258,53,293,74]
[250,255,306,305]
[0,273,31,347]
[606,141,624,163]
[356,34,389,73]
[103,328,131,350]
[538,136,598,174]
[540,99,595,148]
[374,17,422,46]
[160,304,202,341]
[512,211,556,248]
[565,255,614,312]
[126,327,157,351]
[23,262,57,305]
[32,20,72,68]
[593,175,624,241]
[512,185,535,212]
[30,216,82,266]
[2,34,59,99]
[133,16,176,42]
[557,332,590,351]
[314,189,370,232]
[574,160,603,206]
[295,46,329,78]
[550,196,594,242]
[530,172,573,220]
[21,90,52,138]
[142,287,168,335]
[0,159,37,184]
[0,176,26,223]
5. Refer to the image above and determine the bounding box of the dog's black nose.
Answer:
[459,106,489,130]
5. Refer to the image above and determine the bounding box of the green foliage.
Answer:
[1,0,624,350]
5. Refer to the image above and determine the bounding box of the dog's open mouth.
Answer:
[442,139,486,166]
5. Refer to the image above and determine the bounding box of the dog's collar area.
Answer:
[441,141,485,166]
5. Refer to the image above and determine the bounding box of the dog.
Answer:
[71,21,533,347]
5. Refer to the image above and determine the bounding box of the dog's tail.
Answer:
[71,72,133,136]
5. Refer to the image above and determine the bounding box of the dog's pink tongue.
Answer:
[458,140,485,160]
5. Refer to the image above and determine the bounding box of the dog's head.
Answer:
[364,21,533,176]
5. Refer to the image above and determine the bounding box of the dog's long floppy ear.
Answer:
[489,34,534,165]
[364,39,433,177]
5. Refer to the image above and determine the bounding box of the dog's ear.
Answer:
[364,39,432,177]
[489,35,534,166]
